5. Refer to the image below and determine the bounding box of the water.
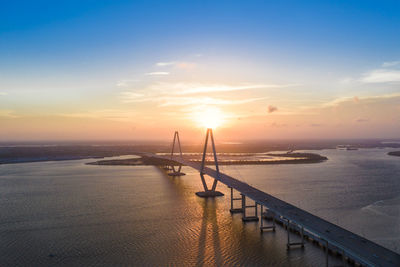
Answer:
[0,149,399,266]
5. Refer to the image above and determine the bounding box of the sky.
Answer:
[0,0,400,141]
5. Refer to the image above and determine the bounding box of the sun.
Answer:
[193,107,226,129]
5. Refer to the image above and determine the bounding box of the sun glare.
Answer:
[194,107,225,129]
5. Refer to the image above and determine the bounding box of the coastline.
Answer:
[0,156,105,165]
[86,153,328,166]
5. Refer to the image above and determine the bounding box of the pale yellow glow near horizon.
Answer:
[193,107,226,129]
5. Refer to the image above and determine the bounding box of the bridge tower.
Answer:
[168,131,186,176]
[195,128,224,197]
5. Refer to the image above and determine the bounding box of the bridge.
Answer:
[146,129,400,267]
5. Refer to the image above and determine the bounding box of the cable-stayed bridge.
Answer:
[144,129,400,267]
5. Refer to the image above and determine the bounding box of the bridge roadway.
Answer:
[148,153,400,267]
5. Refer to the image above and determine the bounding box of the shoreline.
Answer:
[87,153,328,166]
[0,156,105,165]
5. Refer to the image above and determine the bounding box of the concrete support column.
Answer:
[241,194,259,222]
[229,187,243,213]
[325,240,329,267]
[286,218,305,250]
[260,205,276,232]
[287,219,291,249]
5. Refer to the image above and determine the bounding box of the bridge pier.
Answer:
[322,239,329,267]
[241,194,259,222]
[260,205,275,232]
[168,164,185,176]
[229,187,243,213]
[285,218,305,250]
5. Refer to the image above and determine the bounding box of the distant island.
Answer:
[87,153,328,166]
[388,151,400,157]
[2,138,400,165]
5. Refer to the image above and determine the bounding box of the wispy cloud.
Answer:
[58,109,137,122]
[120,90,267,106]
[156,61,175,67]
[321,93,400,108]
[158,96,267,107]
[382,61,400,67]
[155,61,196,70]
[116,79,139,87]
[0,109,17,118]
[145,72,170,76]
[120,81,291,102]
[177,83,286,94]
[361,69,400,83]
[0,92,8,96]
[140,82,296,95]
[119,81,294,107]
[119,92,146,103]
[342,61,400,84]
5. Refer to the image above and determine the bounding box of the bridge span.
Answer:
[145,130,400,267]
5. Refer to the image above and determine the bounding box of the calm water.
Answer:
[0,149,399,266]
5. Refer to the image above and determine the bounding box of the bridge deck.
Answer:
[149,154,400,267]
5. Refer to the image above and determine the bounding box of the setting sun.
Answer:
[193,107,226,129]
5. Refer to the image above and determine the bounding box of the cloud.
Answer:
[120,82,291,103]
[158,96,266,107]
[360,69,400,83]
[0,109,17,118]
[116,79,139,87]
[267,105,278,113]
[120,88,267,106]
[155,61,196,70]
[173,83,295,95]
[309,123,322,127]
[178,83,266,94]
[119,92,146,103]
[382,61,400,67]
[156,62,176,67]
[344,61,400,84]
[58,109,137,122]
[320,93,400,108]
[119,81,296,110]
[0,92,8,96]
[356,118,369,123]
[145,72,169,76]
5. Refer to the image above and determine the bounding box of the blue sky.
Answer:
[0,0,400,140]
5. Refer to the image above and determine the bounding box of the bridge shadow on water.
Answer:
[156,166,225,265]
[196,199,223,266]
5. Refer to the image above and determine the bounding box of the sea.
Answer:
[0,148,399,266]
